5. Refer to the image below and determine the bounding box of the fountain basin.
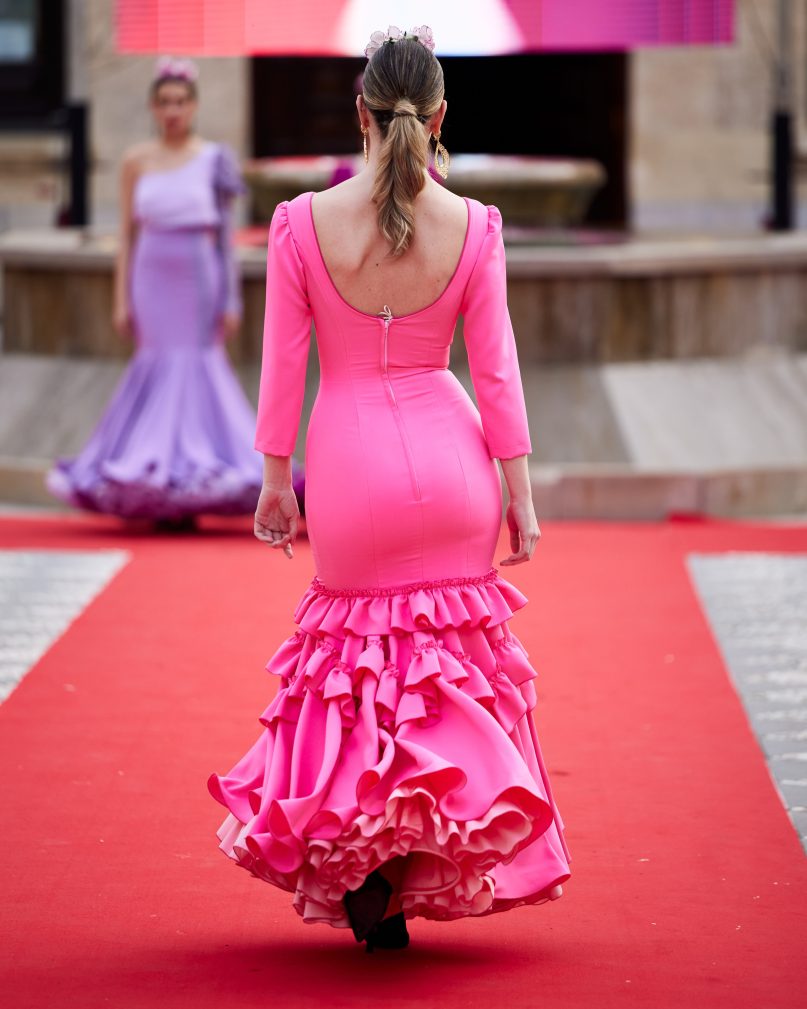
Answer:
[243,153,606,229]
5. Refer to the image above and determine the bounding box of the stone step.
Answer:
[1,350,805,519]
[531,464,807,520]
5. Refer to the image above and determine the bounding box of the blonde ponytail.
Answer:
[362,40,445,257]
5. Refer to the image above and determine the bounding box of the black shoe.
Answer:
[153,515,197,534]
[343,870,393,944]
[365,912,410,954]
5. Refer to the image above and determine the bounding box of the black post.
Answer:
[771,109,793,231]
[770,0,794,232]
[66,102,89,227]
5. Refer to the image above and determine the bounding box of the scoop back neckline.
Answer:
[305,190,473,321]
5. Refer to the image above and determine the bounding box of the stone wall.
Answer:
[2,1,805,238]
[83,0,249,230]
[0,0,249,232]
[631,0,807,232]
[6,231,807,364]
[0,135,66,232]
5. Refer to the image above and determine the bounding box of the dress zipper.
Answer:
[378,304,397,407]
[376,304,421,501]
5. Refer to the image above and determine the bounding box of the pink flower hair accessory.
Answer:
[153,56,199,83]
[364,25,435,59]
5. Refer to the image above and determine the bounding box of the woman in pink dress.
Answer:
[209,27,571,952]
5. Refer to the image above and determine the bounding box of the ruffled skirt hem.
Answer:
[46,463,263,520]
[208,568,571,926]
[45,344,305,520]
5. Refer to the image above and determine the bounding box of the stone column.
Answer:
[630,0,794,233]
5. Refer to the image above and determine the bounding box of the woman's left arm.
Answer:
[460,205,532,461]
[461,204,538,565]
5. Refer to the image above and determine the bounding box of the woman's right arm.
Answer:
[113,151,139,339]
[253,200,312,557]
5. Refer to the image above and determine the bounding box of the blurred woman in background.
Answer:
[48,56,304,529]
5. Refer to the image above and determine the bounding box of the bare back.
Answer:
[310,176,469,318]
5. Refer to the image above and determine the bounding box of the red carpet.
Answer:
[0,514,805,1008]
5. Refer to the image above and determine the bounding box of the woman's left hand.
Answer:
[219,311,241,341]
[500,496,541,566]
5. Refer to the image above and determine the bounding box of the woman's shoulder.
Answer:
[422,186,500,237]
[418,179,463,213]
[462,197,502,234]
[280,191,315,232]
[306,178,360,215]
[204,138,236,159]
[288,189,316,209]
[266,194,313,262]
[208,140,245,195]
[121,139,157,174]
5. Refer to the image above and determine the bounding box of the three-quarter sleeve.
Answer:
[459,205,532,460]
[254,201,312,456]
[213,144,247,318]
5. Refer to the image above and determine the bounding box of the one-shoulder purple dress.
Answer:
[47,142,304,519]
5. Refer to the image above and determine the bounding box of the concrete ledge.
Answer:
[505,231,807,278]
[0,228,267,276]
[532,465,807,520]
[0,457,70,511]
[1,455,804,521]
[5,229,807,364]
[2,352,804,519]
[10,227,807,279]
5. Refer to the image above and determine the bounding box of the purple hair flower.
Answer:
[364,25,436,59]
[153,55,199,83]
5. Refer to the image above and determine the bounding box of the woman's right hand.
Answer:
[254,483,300,558]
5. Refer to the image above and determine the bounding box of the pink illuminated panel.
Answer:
[116,1,734,56]
[535,0,734,50]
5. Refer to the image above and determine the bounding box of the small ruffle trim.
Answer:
[293,568,528,637]
[308,568,500,596]
[208,570,570,926]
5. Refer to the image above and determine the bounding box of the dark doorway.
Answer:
[0,0,65,123]
[252,52,627,227]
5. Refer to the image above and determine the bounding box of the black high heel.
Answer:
[365,912,410,953]
[153,515,197,534]
[343,870,393,944]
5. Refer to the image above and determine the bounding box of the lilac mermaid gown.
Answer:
[47,141,304,519]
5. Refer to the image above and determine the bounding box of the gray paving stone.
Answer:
[688,553,807,855]
[0,549,129,701]
[779,780,807,809]
[789,808,807,841]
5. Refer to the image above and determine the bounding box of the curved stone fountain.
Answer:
[242,153,606,231]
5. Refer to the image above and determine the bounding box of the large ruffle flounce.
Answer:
[208,568,571,927]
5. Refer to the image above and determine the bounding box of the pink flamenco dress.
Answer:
[208,192,571,927]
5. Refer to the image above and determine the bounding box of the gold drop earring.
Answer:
[432,130,449,180]
[361,125,369,163]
